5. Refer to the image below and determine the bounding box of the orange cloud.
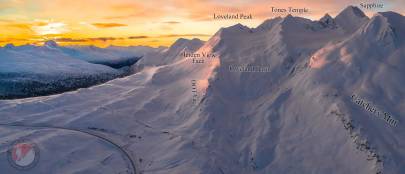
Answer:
[128,36,149,39]
[49,37,127,45]
[53,38,87,42]
[87,37,122,41]
[92,23,127,28]
[0,38,30,43]
[50,34,206,43]
[6,23,32,30]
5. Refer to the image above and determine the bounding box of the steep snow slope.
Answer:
[176,9,403,174]
[168,10,376,174]
[308,11,405,173]
[335,6,369,33]
[0,6,403,174]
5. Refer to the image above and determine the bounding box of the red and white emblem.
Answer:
[8,140,39,170]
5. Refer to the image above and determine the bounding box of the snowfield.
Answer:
[0,6,404,174]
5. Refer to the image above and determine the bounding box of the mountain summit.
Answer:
[335,6,369,33]
[319,13,337,28]
[136,38,204,66]
[44,40,59,48]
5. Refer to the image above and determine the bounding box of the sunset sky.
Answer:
[1,0,404,47]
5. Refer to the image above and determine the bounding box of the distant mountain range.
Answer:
[0,41,163,99]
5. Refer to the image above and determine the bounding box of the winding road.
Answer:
[0,123,137,174]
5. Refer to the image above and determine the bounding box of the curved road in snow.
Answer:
[0,123,137,174]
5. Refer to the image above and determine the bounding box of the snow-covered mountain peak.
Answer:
[363,13,392,34]
[379,11,405,23]
[321,13,333,20]
[44,40,59,48]
[205,12,345,65]
[310,10,405,70]
[335,6,369,33]
[377,12,405,45]
[255,17,283,31]
[280,15,310,26]
[228,23,250,31]
[171,38,189,46]
[358,11,405,46]
[319,13,337,28]
[169,38,204,52]
[339,6,367,18]
[136,38,204,66]
[215,23,252,38]
[3,43,15,49]
[141,5,378,69]
[285,13,294,18]
[205,23,253,52]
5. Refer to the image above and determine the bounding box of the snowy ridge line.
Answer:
[0,123,138,174]
[330,109,383,173]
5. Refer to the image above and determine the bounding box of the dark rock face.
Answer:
[44,40,59,47]
[319,14,337,29]
[90,56,142,69]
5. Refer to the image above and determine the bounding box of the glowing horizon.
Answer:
[1,0,404,47]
